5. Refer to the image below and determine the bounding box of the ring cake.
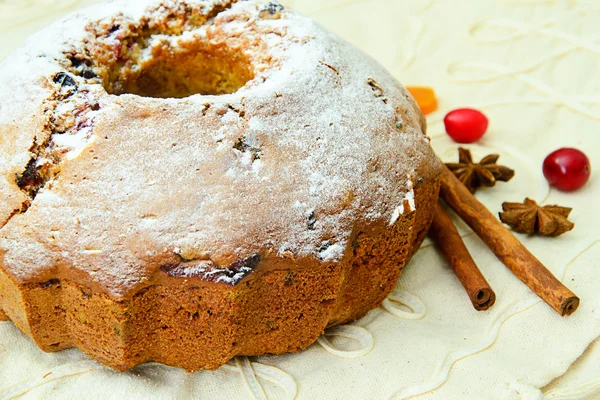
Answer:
[0,0,441,371]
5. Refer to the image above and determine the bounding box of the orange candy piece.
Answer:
[406,86,438,115]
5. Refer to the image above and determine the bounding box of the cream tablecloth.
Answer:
[1,0,599,399]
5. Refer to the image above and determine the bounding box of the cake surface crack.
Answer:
[161,253,260,285]
[13,73,100,218]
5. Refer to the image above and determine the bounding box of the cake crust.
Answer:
[0,0,442,370]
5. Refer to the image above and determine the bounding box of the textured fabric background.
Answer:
[0,0,599,399]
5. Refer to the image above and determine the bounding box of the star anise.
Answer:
[445,148,515,193]
[499,198,574,237]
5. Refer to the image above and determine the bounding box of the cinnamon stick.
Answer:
[439,165,579,316]
[429,202,496,311]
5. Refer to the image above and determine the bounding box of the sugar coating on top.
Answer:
[0,0,440,297]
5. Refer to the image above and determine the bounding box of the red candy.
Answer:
[543,148,591,191]
[444,108,489,143]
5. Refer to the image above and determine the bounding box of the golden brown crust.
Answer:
[0,178,439,371]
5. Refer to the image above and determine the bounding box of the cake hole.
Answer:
[103,39,254,98]
[320,299,335,307]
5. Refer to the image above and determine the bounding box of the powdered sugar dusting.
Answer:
[0,0,441,297]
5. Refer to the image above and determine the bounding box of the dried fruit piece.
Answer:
[53,72,77,88]
[233,135,261,161]
[406,86,437,115]
[499,198,574,237]
[259,1,284,19]
[445,147,514,193]
[307,211,316,230]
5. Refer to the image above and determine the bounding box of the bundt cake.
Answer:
[0,0,442,371]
